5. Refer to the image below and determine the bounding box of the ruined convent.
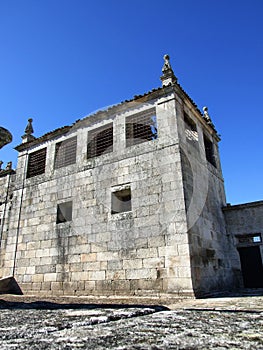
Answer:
[0,56,262,297]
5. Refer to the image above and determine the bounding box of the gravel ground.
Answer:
[0,295,263,349]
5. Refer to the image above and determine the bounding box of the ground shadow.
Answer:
[0,299,169,312]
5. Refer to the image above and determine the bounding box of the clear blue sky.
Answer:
[0,0,262,205]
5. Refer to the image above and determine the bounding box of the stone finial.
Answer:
[160,54,177,87]
[25,118,34,135]
[6,161,12,171]
[202,106,215,129]
[22,118,35,143]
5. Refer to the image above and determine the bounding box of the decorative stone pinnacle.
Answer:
[22,118,35,143]
[203,106,215,129]
[162,54,172,72]
[160,54,177,87]
[6,161,12,170]
[25,118,34,135]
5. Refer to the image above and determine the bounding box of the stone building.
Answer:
[0,55,262,297]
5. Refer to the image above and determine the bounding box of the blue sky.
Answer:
[0,0,262,205]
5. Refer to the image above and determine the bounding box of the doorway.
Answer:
[238,246,263,288]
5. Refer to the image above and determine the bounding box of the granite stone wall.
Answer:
[0,86,248,297]
[0,92,195,296]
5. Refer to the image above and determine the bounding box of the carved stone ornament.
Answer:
[22,118,35,144]
[160,54,177,86]
[203,106,215,129]
[25,118,34,135]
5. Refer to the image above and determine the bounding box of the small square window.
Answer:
[253,235,261,243]
[111,188,131,214]
[56,201,72,224]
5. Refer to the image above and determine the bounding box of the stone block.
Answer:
[106,270,125,280]
[84,261,100,270]
[36,249,50,258]
[68,255,81,263]
[32,274,44,283]
[148,236,165,247]
[63,282,78,295]
[178,266,192,278]
[40,240,53,249]
[178,244,190,256]
[158,245,178,257]
[26,266,35,275]
[142,257,164,269]
[96,251,118,261]
[23,274,32,283]
[126,268,156,280]
[71,271,89,281]
[68,244,89,255]
[15,258,30,268]
[51,281,63,290]
[81,253,97,262]
[90,243,108,253]
[30,257,41,265]
[31,282,42,291]
[111,280,130,292]
[84,281,95,291]
[44,273,57,282]
[40,257,53,265]
[123,259,142,269]
[107,260,123,270]
[136,248,158,259]
[15,267,27,275]
[88,270,105,281]
[24,250,36,259]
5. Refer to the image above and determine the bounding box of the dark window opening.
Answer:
[27,148,47,178]
[184,112,198,142]
[111,188,131,214]
[237,233,262,245]
[55,136,77,169]
[126,112,157,147]
[87,124,113,159]
[203,134,217,167]
[56,201,72,224]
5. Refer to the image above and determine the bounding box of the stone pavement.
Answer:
[0,292,262,349]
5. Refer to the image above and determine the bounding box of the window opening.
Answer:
[237,234,262,245]
[55,136,77,169]
[26,148,47,178]
[111,188,131,214]
[56,201,72,224]
[87,124,113,159]
[203,134,216,167]
[126,111,157,147]
[184,112,198,142]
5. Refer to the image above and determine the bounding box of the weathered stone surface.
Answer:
[0,126,12,149]
[0,295,262,349]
